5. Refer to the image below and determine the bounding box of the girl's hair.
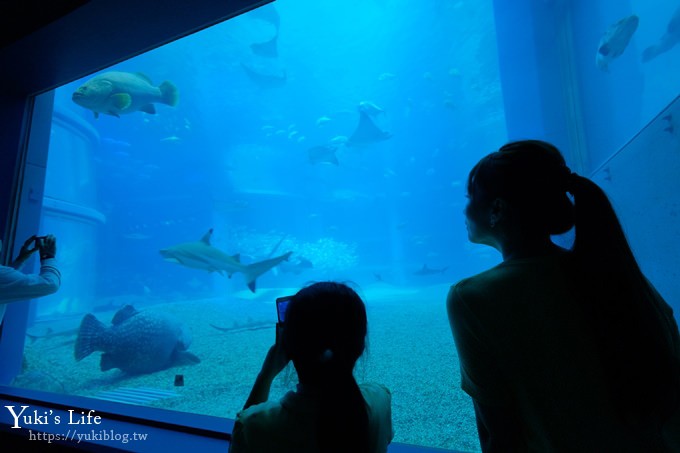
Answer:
[469,140,680,422]
[282,281,369,453]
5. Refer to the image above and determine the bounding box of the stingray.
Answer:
[249,4,280,57]
[308,144,339,165]
[251,36,279,58]
[642,5,680,63]
[241,61,287,87]
[249,3,280,30]
[347,109,392,147]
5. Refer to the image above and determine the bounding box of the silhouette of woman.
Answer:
[448,140,680,451]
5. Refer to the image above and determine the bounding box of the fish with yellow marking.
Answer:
[72,71,179,119]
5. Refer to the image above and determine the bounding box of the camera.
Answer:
[276,295,293,323]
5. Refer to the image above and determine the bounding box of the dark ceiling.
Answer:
[0,0,89,50]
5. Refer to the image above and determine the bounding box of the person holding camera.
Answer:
[229,281,393,453]
[0,234,61,324]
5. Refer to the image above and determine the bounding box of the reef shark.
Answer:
[413,264,449,276]
[159,228,292,292]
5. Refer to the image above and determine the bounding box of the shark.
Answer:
[413,264,449,276]
[159,228,292,292]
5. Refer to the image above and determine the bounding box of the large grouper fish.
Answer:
[72,71,179,119]
[74,305,199,375]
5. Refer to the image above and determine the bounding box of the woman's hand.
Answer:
[38,234,57,260]
[11,235,39,269]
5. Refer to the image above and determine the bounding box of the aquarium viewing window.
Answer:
[2,0,679,451]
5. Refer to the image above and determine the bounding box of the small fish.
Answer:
[329,135,349,145]
[413,264,449,276]
[72,71,179,119]
[662,114,675,134]
[278,257,313,275]
[161,135,182,144]
[316,116,332,127]
[596,15,639,72]
[378,72,396,81]
[209,321,274,334]
[308,144,339,165]
[122,233,151,240]
[101,137,131,148]
[74,305,199,375]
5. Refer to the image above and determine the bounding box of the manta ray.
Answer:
[249,3,280,58]
[347,101,392,147]
[160,228,292,292]
[642,5,680,63]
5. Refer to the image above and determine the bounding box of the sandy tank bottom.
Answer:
[17,283,480,452]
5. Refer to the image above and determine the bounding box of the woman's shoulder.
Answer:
[235,398,286,425]
[451,252,572,295]
[449,264,506,300]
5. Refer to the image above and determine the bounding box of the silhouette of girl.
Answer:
[230,281,393,453]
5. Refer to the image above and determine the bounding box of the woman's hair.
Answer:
[467,140,575,236]
[282,281,369,453]
[469,139,680,422]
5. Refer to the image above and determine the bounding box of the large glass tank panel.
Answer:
[14,1,506,451]
[569,0,680,167]
[591,95,680,319]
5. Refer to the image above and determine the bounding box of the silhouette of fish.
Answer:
[74,305,199,375]
[413,264,449,276]
[160,228,292,292]
[279,256,313,275]
[308,144,339,165]
[347,102,392,146]
[642,6,680,63]
[249,3,280,57]
[596,15,639,71]
[240,61,287,87]
[72,71,179,119]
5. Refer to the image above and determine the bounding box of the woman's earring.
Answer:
[489,218,497,229]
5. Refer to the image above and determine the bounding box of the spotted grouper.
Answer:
[72,71,179,119]
[74,305,199,375]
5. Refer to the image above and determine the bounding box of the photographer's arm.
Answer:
[0,261,61,304]
[10,235,38,270]
[242,334,289,410]
[1,235,60,304]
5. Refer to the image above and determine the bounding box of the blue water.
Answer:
[17,0,680,451]
[49,0,509,302]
